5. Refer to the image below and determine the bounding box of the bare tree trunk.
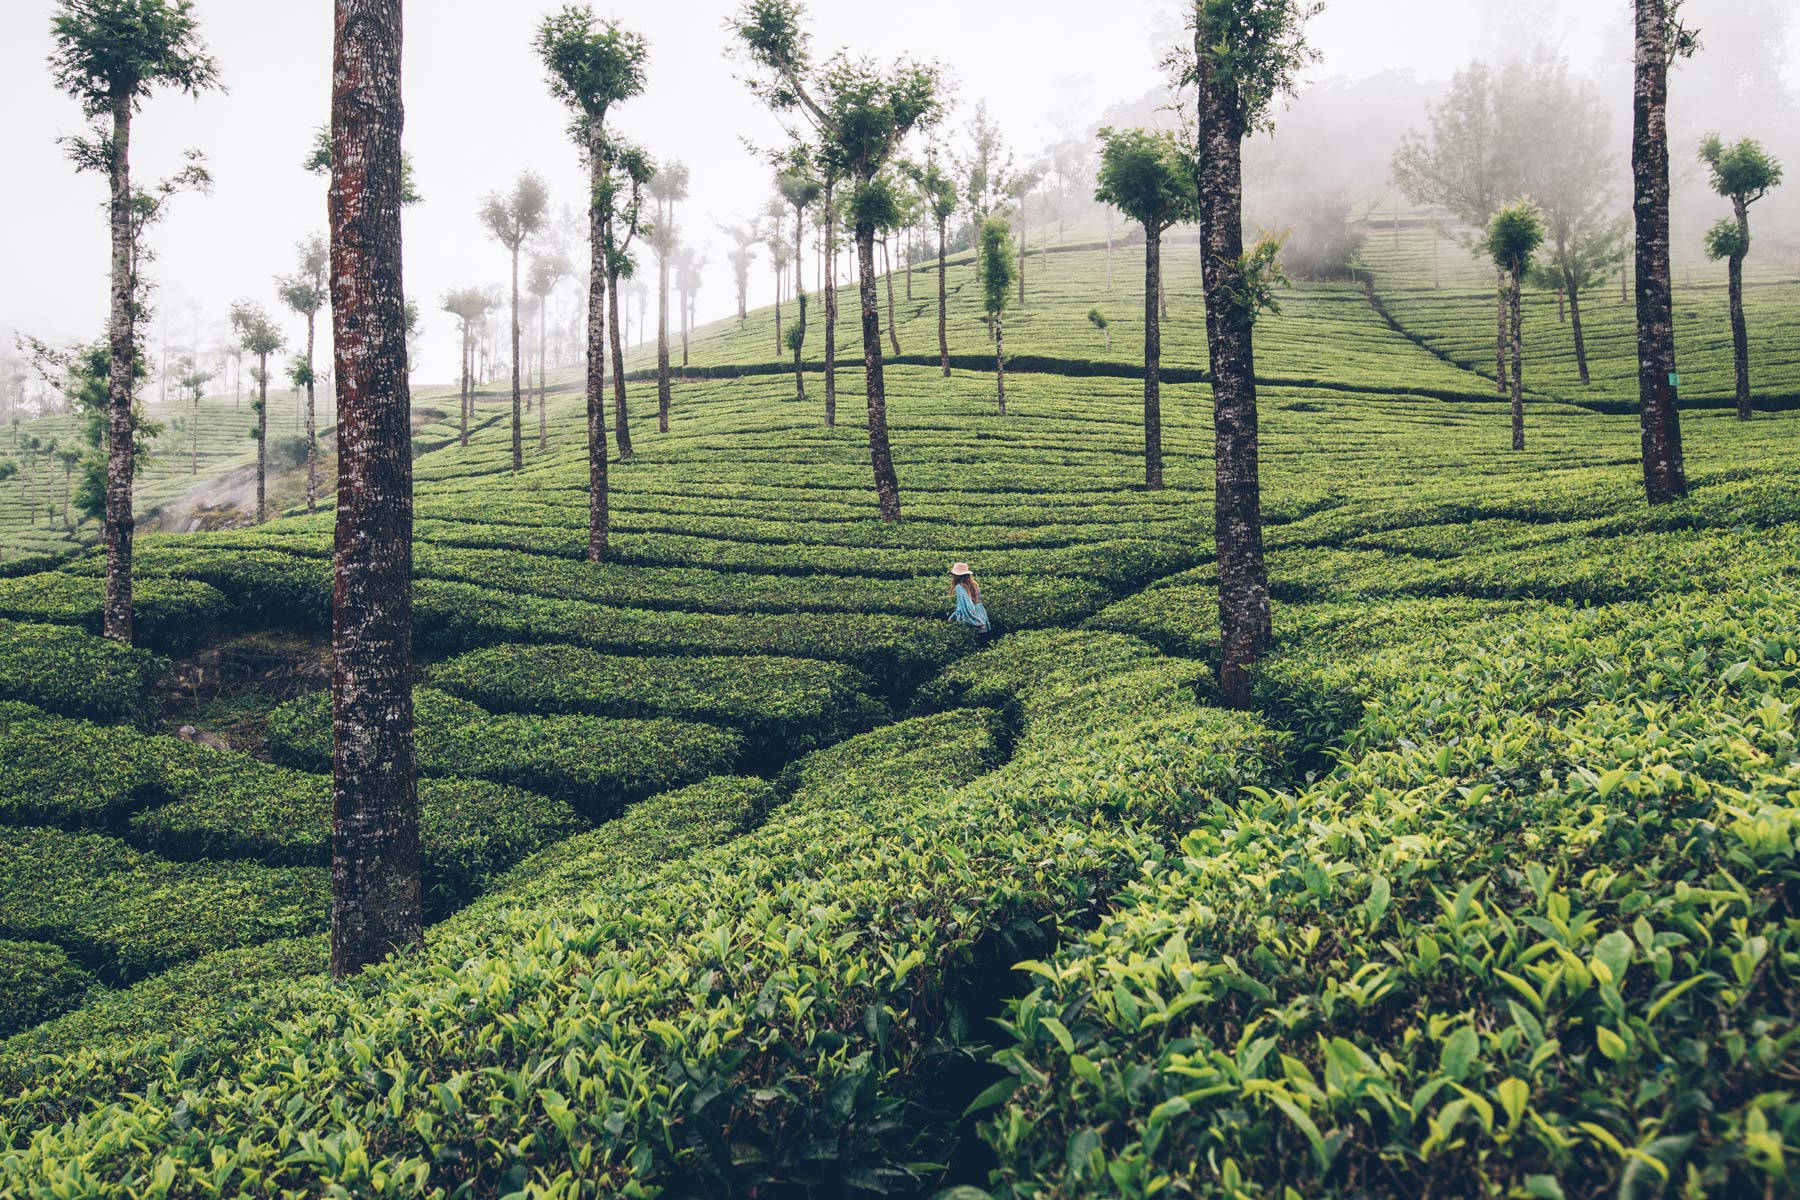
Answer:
[656,202,671,435]
[328,0,421,978]
[585,129,611,559]
[256,351,268,523]
[102,97,136,644]
[882,235,900,356]
[458,328,469,447]
[792,205,806,401]
[679,275,689,369]
[1632,0,1689,502]
[1508,270,1525,450]
[609,267,631,459]
[1728,196,1752,419]
[538,290,549,453]
[192,391,199,473]
[994,310,1005,416]
[905,224,913,301]
[1556,289,1565,323]
[856,224,901,520]
[1016,204,1026,306]
[937,214,949,377]
[304,310,318,512]
[1567,269,1591,385]
[509,245,522,472]
[1197,58,1272,709]
[1142,226,1163,491]
[773,266,782,357]
[824,178,838,427]
[1493,264,1508,394]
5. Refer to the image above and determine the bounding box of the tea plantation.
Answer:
[0,228,1795,1198]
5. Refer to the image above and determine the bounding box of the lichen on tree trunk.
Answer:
[327,0,421,978]
[1508,271,1525,450]
[609,266,631,458]
[823,180,838,427]
[1142,227,1163,492]
[1631,0,1689,502]
[586,130,611,558]
[856,226,901,521]
[102,97,135,645]
[937,214,949,377]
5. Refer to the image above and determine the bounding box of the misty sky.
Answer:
[2,0,1791,389]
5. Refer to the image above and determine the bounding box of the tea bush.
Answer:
[0,619,165,723]
[0,572,230,652]
[0,941,92,1038]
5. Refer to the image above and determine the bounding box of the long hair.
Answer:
[953,571,980,603]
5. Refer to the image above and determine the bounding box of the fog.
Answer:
[1,0,1794,400]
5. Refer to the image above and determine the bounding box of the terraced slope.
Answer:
[0,232,1795,1198]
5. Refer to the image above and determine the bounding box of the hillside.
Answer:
[0,224,1796,1197]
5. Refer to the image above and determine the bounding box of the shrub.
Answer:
[0,941,93,1039]
[264,687,742,815]
[0,573,230,653]
[0,826,325,983]
[432,645,887,762]
[0,705,160,827]
[0,619,166,723]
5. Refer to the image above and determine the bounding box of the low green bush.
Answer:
[972,586,1800,1199]
[432,645,887,761]
[0,618,165,723]
[0,572,230,652]
[0,940,93,1038]
[65,543,334,625]
[0,826,325,983]
[264,686,741,815]
[0,705,159,827]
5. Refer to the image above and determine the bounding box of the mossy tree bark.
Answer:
[1631,0,1689,501]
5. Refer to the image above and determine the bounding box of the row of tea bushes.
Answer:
[0,619,165,724]
[0,572,230,653]
[973,585,1800,1199]
[0,941,93,1039]
[265,686,741,816]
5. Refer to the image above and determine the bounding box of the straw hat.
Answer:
[950,561,971,576]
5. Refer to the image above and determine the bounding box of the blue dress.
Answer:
[950,586,990,633]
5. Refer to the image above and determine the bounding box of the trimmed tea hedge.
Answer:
[0,704,158,827]
[0,940,92,1038]
[264,686,741,815]
[0,572,230,653]
[432,645,888,761]
[0,619,165,723]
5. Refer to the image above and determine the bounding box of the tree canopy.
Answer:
[1093,127,1196,235]
[48,0,218,115]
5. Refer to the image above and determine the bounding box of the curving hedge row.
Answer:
[0,940,92,1039]
[265,686,741,816]
[0,619,165,723]
[0,572,230,653]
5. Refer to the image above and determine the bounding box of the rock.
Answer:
[176,725,232,753]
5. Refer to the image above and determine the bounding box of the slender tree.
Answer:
[1487,203,1544,450]
[1007,161,1045,306]
[49,0,219,643]
[760,196,790,357]
[536,4,649,561]
[1698,134,1783,420]
[722,221,756,322]
[526,251,571,453]
[1179,0,1316,707]
[229,300,283,524]
[777,154,823,401]
[277,233,328,511]
[439,287,492,446]
[177,355,211,473]
[732,0,944,522]
[603,136,653,459]
[1087,307,1111,350]
[908,150,957,376]
[978,216,1015,415]
[647,160,688,434]
[1095,126,1196,491]
[479,173,550,472]
[1631,0,1695,503]
[327,0,419,977]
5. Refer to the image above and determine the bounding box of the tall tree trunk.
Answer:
[1508,270,1525,450]
[656,204,671,435]
[585,129,611,560]
[102,97,135,644]
[328,0,421,978]
[256,351,268,523]
[1142,225,1163,491]
[773,266,782,357]
[824,179,838,427]
[610,268,631,459]
[856,224,901,520]
[192,391,199,473]
[1493,264,1508,394]
[304,310,318,512]
[1727,248,1749,418]
[538,290,549,453]
[792,205,806,401]
[994,310,1005,416]
[1016,206,1026,306]
[458,329,469,447]
[882,235,900,356]
[905,224,913,301]
[679,275,690,369]
[1566,269,1591,385]
[1632,0,1688,502]
[937,214,950,377]
[509,245,522,472]
[1196,61,1272,709]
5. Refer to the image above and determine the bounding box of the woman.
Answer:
[948,561,990,633]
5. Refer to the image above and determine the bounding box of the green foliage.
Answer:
[979,216,1016,318]
[1094,127,1197,235]
[47,0,219,116]
[228,300,283,359]
[0,571,227,652]
[1175,0,1322,135]
[265,686,740,815]
[1697,133,1784,206]
[0,941,92,1038]
[534,4,648,124]
[1487,202,1545,277]
[1703,216,1749,262]
[1228,234,1291,321]
[0,618,164,722]
[431,644,886,761]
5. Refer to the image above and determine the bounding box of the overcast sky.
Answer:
[2,0,1788,389]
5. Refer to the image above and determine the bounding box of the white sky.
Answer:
[0,0,1787,388]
